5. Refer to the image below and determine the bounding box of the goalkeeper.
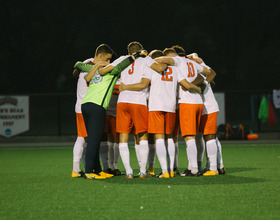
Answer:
[74,45,146,180]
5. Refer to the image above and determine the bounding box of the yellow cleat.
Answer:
[85,173,107,179]
[158,172,170,178]
[149,168,155,176]
[71,171,85,178]
[99,171,114,178]
[203,170,219,176]
[169,171,175,178]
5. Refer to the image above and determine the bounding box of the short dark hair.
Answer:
[149,50,164,59]
[95,44,114,56]
[171,45,186,57]
[163,48,177,56]
[127,41,143,55]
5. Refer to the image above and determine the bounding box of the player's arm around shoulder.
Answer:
[119,78,151,92]
[84,61,108,82]
[179,79,202,94]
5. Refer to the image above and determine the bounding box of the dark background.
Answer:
[1,0,280,94]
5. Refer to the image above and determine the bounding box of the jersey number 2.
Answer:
[161,67,173,81]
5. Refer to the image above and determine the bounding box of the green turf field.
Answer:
[0,142,280,220]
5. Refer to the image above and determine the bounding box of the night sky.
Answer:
[1,0,280,94]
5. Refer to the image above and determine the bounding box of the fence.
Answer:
[1,90,280,137]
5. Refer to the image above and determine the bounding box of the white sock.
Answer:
[148,144,156,169]
[196,133,205,172]
[73,137,85,172]
[139,140,149,174]
[100,141,109,170]
[216,138,224,169]
[113,143,120,170]
[156,139,168,173]
[107,141,114,169]
[206,139,217,172]
[119,143,133,175]
[167,138,175,172]
[135,144,141,167]
[174,141,179,169]
[186,139,198,174]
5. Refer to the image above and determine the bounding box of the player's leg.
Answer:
[196,132,205,173]
[82,103,107,179]
[216,137,225,174]
[116,103,134,178]
[201,112,219,176]
[148,133,156,176]
[72,113,87,177]
[180,104,203,176]
[148,111,169,178]
[131,104,149,178]
[173,109,180,175]
[165,112,176,177]
[99,133,109,171]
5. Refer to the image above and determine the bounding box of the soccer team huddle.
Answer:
[71,41,225,180]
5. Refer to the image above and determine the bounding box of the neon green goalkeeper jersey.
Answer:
[76,57,133,110]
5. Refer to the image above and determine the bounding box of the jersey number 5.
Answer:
[161,67,173,81]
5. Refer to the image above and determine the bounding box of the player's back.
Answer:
[174,57,203,104]
[75,58,93,113]
[118,57,152,105]
[146,66,178,113]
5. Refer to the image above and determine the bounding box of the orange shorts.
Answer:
[104,115,117,137]
[116,103,148,135]
[179,103,203,137]
[199,112,218,135]
[173,109,180,137]
[148,111,176,134]
[76,113,87,137]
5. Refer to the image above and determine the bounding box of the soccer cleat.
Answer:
[99,171,114,178]
[113,169,124,176]
[169,171,175,178]
[84,173,107,179]
[180,169,191,176]
[218,167,226,175]
[203,170,219,176]
[71,171,85,178]
[173,168,180,175]
[139,172,147,178]
[149,168,155,176]
[105,168,115,175]
[126,173,134,179]
[158,172,170,178]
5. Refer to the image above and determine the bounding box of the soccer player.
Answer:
[119,49,202,178]
[71,58,93,178]
[155,48,210,176]
[187,53,225,176]
[74,43,144,179]
[103,78,123,176]
[106,42,167,179]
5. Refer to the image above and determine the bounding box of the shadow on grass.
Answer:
[102,169,265,186]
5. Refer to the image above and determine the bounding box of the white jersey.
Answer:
[106,78,121,117]
[200,63,219,115]
[113,55,155,105]
[143,66,184,113]
[75,58,93,113]
[173,56,204,104]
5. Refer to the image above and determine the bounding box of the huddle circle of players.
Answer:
[71,42,225,180]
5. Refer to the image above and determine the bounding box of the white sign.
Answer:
[273,89,280,109]
[0,96,29,137]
